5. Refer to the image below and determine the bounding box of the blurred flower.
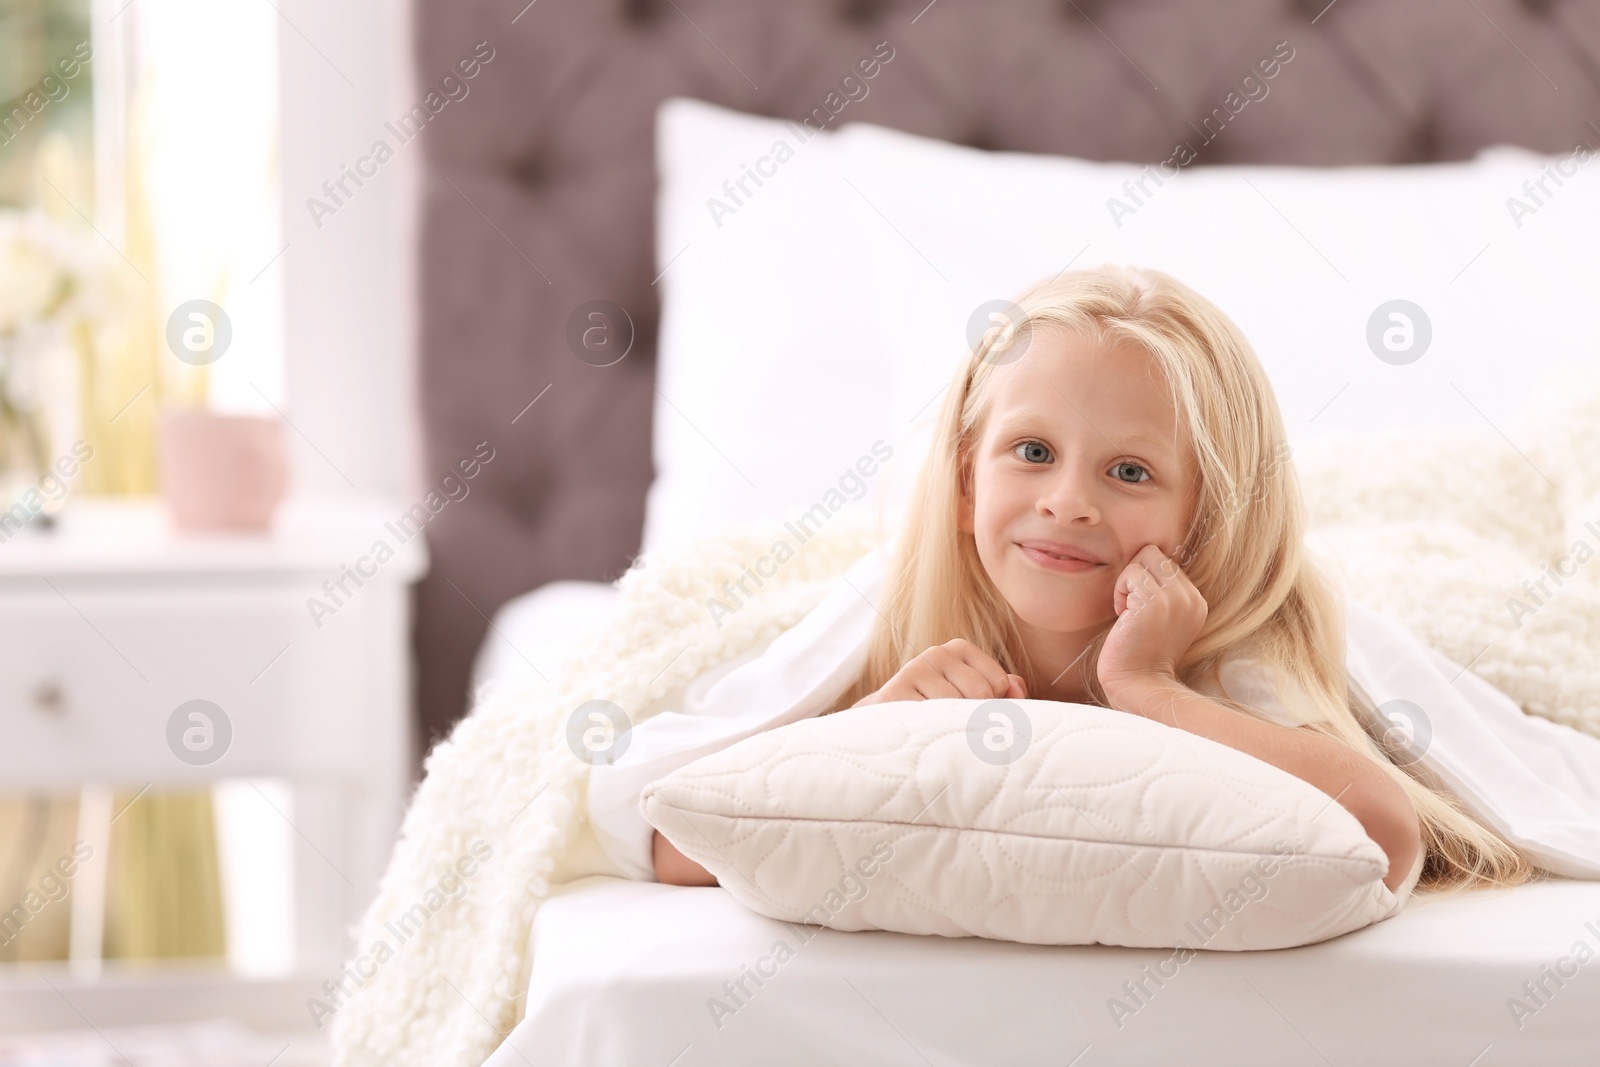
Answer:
[0,209,114,476]
[0,208,108,335]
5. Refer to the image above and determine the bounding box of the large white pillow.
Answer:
[837,128,1599,521]
[647,98,905,556]
[647,97,1595,554]
[641,698,1412,951]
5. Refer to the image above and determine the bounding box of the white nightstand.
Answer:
[0,496,426,1030]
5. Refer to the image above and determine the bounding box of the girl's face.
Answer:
[959,328,1199,638]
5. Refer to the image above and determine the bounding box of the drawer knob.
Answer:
[32,681,65,717]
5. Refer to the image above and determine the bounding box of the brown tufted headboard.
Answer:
[410,0,1600,746]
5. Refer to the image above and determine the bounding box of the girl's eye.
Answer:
[1015,441,1052,464]
[1110,461,1151,484]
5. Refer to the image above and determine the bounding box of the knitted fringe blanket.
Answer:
[332,371,1600,1066]
[1298,369,1600,738]
[329,517,888,1066]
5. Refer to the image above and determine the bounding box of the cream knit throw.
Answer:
[331,373,1600,1066]
[329,518,887,1066]
[1299,369,1600,737]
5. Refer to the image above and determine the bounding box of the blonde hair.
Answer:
[831,263,1534,892]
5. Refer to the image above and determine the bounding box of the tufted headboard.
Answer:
[410,0,1600,745]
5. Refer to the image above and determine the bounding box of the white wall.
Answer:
[276,0,420,502]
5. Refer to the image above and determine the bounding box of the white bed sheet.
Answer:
[470,580,620,694]
[487,875,1600,1067]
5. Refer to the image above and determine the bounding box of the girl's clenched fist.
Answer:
[855,638,1027,706]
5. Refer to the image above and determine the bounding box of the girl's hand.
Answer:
[1098,544,1207,699]
[854,638,1027,706]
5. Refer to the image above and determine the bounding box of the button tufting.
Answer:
[962,127,998,152]
[1286,0,1332,19]
[1060,0,1108,23]
[508,149,547,190]
[840,0,890,24]
[622,0,662,27]
[1408,121,1442,164]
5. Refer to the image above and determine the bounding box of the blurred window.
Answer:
[0,0,95,211]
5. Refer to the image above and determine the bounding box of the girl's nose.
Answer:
[1036,461,1102,525]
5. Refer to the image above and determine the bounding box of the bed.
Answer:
[420,1,1600,1062]
[487,875,1600,1066]
[475,579,1600,1065]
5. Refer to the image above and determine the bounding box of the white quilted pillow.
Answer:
[641,698,1412,951]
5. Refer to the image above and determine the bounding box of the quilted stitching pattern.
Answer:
[643,698,1397,951]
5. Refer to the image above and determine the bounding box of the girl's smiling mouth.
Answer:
[1017,539,1106,573]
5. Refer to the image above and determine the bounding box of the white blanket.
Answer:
[330,521,887,1067]
[1346,607,1600,879]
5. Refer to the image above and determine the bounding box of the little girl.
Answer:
[599,264,1535,897]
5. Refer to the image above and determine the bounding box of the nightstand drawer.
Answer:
[0,578,403,787]
[1,598,148,783]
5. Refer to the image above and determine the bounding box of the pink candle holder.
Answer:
[159,411,288,532]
